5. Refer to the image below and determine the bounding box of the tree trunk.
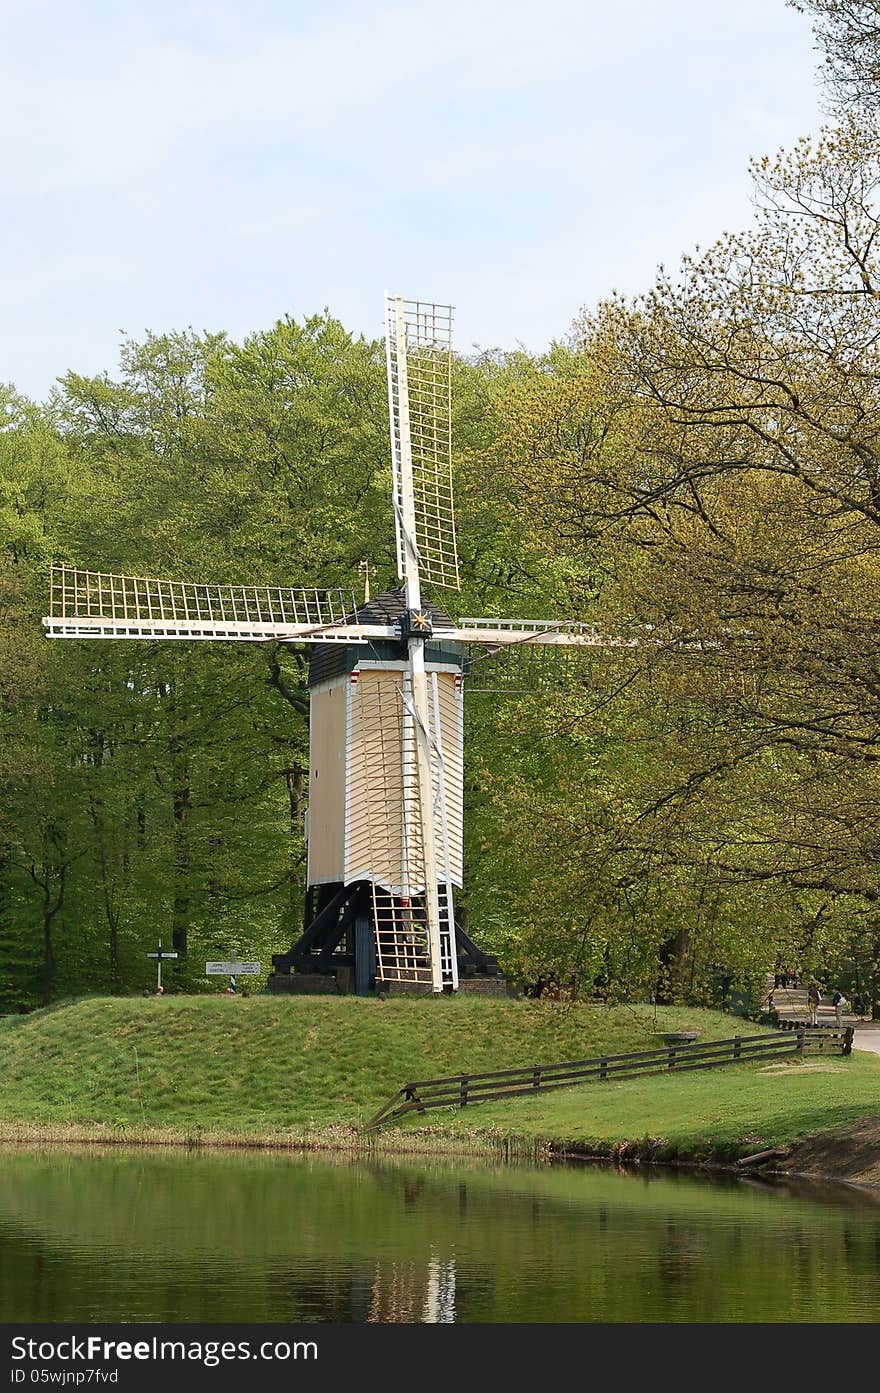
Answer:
[87,790,122,993]
[655,924,689,1005]
[172,783,191,961]
[871,925,880,1022]
[108,912,120,993]
[42,905,54,1007]
[285,764,304,829]
[285,763,305,917]
[40,862,66,1007]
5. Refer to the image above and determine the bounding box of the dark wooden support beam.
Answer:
[317,899,360,968]
[454,919,499,973]
[272,881,355,974]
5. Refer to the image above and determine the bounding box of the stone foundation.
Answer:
[455,977,514,997]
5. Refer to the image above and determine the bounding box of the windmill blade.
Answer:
[455,616,713,652]
[451,616,635,647]
[385,294,459,591]
[463,640,597,694]
[455,617,636,693]
[458,616,714,691]
[43,564,397,644]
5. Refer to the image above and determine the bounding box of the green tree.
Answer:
[479,31,880,1002]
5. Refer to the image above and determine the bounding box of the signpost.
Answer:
[205,948,260,994]
[146,939,178,992]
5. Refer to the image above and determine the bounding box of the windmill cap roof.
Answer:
[308,587,458,688]
[349,588,456,629]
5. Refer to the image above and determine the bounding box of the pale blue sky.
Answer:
[2,1,824,401]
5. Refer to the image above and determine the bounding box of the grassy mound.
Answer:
[0,995,745,1135]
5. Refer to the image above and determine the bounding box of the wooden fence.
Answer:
[364,1026,854,1131]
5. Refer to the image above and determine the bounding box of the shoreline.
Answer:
[0,1118,540,1161]
[2,1117,878,1190]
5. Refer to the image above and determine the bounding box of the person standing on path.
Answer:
[833,990,848,1028]
[808,984,821,1026]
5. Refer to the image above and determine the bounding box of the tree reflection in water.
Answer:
[1,1147,879,1323]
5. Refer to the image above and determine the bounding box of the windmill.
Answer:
[43,294,612,996]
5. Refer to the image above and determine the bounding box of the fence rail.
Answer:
[364,1027,854,1131]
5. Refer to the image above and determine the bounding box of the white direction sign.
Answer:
[205,948,260,993]
[146,940,178,991]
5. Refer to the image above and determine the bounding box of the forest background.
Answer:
[3,0,880,1016]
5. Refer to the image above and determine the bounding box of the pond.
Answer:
[1,1146,879,1322]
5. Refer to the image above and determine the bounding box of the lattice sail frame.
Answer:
[46,565,361,643]
[463,641,595,694]
[385,295,459,591]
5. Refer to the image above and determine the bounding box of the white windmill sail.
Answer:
[45,564,383,643]
[455,618,628,692]
[378,293,461,992]
[385,296,458,592]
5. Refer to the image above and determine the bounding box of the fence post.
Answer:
[459,1075,469,1107]
[532,1067,541,1090]
[405,1085,426,1115]
[733,1035,741,1061]
[600,1057,608,1081]
[796,1026,805,1054]
[667,1048,676,1071]
[843,1027,854,1057]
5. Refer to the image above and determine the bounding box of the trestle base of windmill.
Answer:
[266,880,506,997]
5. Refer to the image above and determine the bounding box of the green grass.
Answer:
[0,994,751,1137]
[2,994,877,1162]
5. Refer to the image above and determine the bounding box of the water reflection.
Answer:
[0,1147,879,1322]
